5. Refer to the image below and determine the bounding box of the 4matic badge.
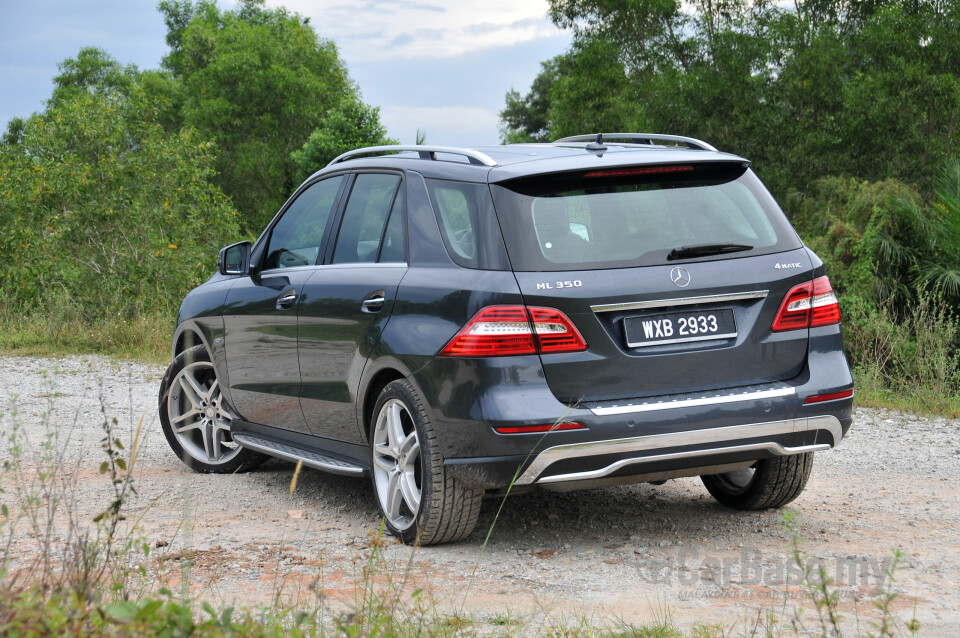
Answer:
[774,262,802,269]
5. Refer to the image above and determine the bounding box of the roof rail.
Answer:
[328,145,498,167]
[554,133,718,152]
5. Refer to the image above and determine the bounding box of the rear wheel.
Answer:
[701,453,814,510]
[158,344,267,473]
[370,380,483,545]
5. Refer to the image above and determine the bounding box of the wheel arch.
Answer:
[172,325,206,360]
[361,367,408,443]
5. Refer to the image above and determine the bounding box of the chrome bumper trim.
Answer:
[590,290,769,314]
[589,386,796,416]
[514,415,842,486]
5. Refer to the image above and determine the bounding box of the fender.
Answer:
[353,348,428,443]
[170,275,239,408]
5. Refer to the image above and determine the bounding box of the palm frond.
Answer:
[928,158,960,256]
[868,231,914,266]
[915,263,960,301]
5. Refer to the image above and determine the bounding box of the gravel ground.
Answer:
[1,354,958,635]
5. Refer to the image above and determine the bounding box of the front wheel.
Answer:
[701,453,814,510]
[158,344,267,473]
[369,380,483,545]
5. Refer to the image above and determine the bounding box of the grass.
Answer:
[844,293,960,418]
[852,371,960,418]
[0,308,171,364]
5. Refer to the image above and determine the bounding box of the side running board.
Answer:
[232,432,367,477]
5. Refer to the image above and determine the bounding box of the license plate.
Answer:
[623,308,737,348]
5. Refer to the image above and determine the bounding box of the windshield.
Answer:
[490,165,801,272]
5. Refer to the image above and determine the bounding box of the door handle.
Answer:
[361,290,386,313]
[276,290,297,309]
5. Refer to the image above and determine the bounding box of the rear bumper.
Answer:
[511,414,840,487]
[411,325,853,490]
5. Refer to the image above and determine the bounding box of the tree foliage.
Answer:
[158,0,356,230]
[902,158,960,301]
[0,66,241,318]
[0,3,404,326]
[504,0,960,197]
[500,57,563,143]
[291,100,397,180]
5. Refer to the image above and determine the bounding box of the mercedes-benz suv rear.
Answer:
[159,133,853,545]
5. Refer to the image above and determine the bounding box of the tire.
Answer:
[158,344,268,474]
[701,453,814,510]
[369,379,483,546]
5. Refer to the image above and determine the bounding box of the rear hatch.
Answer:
[489,162,813,404]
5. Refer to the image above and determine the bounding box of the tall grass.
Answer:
[0,305,171,364]
[844,293,960,416]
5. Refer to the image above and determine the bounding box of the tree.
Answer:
[546,37,639,139]
[0,83,241,318]
[49,47,135,104]
[511,0,960,197]
[499,38,639,143]
[158,0,356,231]
[500,57,562,143]
[47,47,184,133]
[906,158,960,301]
[291,100,397,179]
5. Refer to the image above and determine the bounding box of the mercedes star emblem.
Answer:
[670,266,691,288]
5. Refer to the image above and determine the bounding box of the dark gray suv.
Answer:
[158,133,854,545]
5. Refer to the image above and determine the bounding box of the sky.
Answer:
[0,0,572,146]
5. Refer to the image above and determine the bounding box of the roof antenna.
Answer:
[585,133,607,154]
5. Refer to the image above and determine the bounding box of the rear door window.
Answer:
[332,173,402,264]
[378,188,406,262]
[490,164,801,271]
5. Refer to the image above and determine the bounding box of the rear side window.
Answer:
[490,165,801,271]
[425,179,509,270]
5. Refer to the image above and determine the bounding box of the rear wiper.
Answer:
[666,243,753,261]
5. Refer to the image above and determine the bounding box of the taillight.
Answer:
[440,305,587,357]
[528,307,587,353]
[771,276,841,332]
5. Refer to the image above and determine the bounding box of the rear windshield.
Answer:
[490,164,801,272]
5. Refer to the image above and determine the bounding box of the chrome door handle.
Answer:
[361,290,386,313]
[276,291,297,309]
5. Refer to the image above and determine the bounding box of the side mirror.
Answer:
[218,241,251,275]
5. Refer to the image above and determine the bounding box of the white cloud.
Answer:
[269,0,560,61]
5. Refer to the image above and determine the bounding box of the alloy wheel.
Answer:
[167,361,241,465]
[372,398,422,531]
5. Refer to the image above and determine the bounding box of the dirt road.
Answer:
[1,355,957,635]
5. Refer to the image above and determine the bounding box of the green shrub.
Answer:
[0,85,243,320]
[783,176,924,307]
